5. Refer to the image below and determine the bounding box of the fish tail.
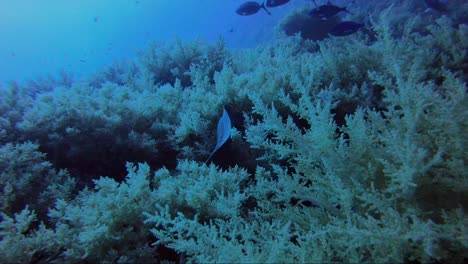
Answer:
[261,1,271,15]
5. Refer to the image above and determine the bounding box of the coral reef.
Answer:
[0,1,467,263]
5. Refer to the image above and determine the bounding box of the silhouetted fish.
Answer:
[329,21,363,36]
[310,4,350,20]
[266,0,290,7]
[424,0,448,12]
[236,1,271,16]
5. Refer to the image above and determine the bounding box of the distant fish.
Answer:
[93,16,99,23]
[80,59,86,63]
[236,1,271,16]
[329,21,364,36]
[424,0,448,12]
[309,4,350,20]
[266,0,290,7]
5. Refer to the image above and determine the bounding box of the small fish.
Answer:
[206,107,232,163]
[266,0,290,7]
[236,1,271,16]
[424,0,448,12]
[79,59,87,63]
[309,3,350,20]
[93,16,99,23]
[329,21,364,36]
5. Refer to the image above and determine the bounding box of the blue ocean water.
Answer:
[0,0,302,83]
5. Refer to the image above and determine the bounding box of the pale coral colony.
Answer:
[0,1,467,263]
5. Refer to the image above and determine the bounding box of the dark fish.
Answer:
[266,0,290,7]
[424,0,448,12]
[236,1,271,16]
[329,21,364,36]
[309,4,350,20]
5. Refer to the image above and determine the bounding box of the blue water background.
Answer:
[0,0,304,83]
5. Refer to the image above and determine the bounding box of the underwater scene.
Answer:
[0,0,467,263]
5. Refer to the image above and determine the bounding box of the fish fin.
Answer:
[205,152,215,164]
[261,2,271,15]
[344,7,353,15]
[363,14,372,27]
